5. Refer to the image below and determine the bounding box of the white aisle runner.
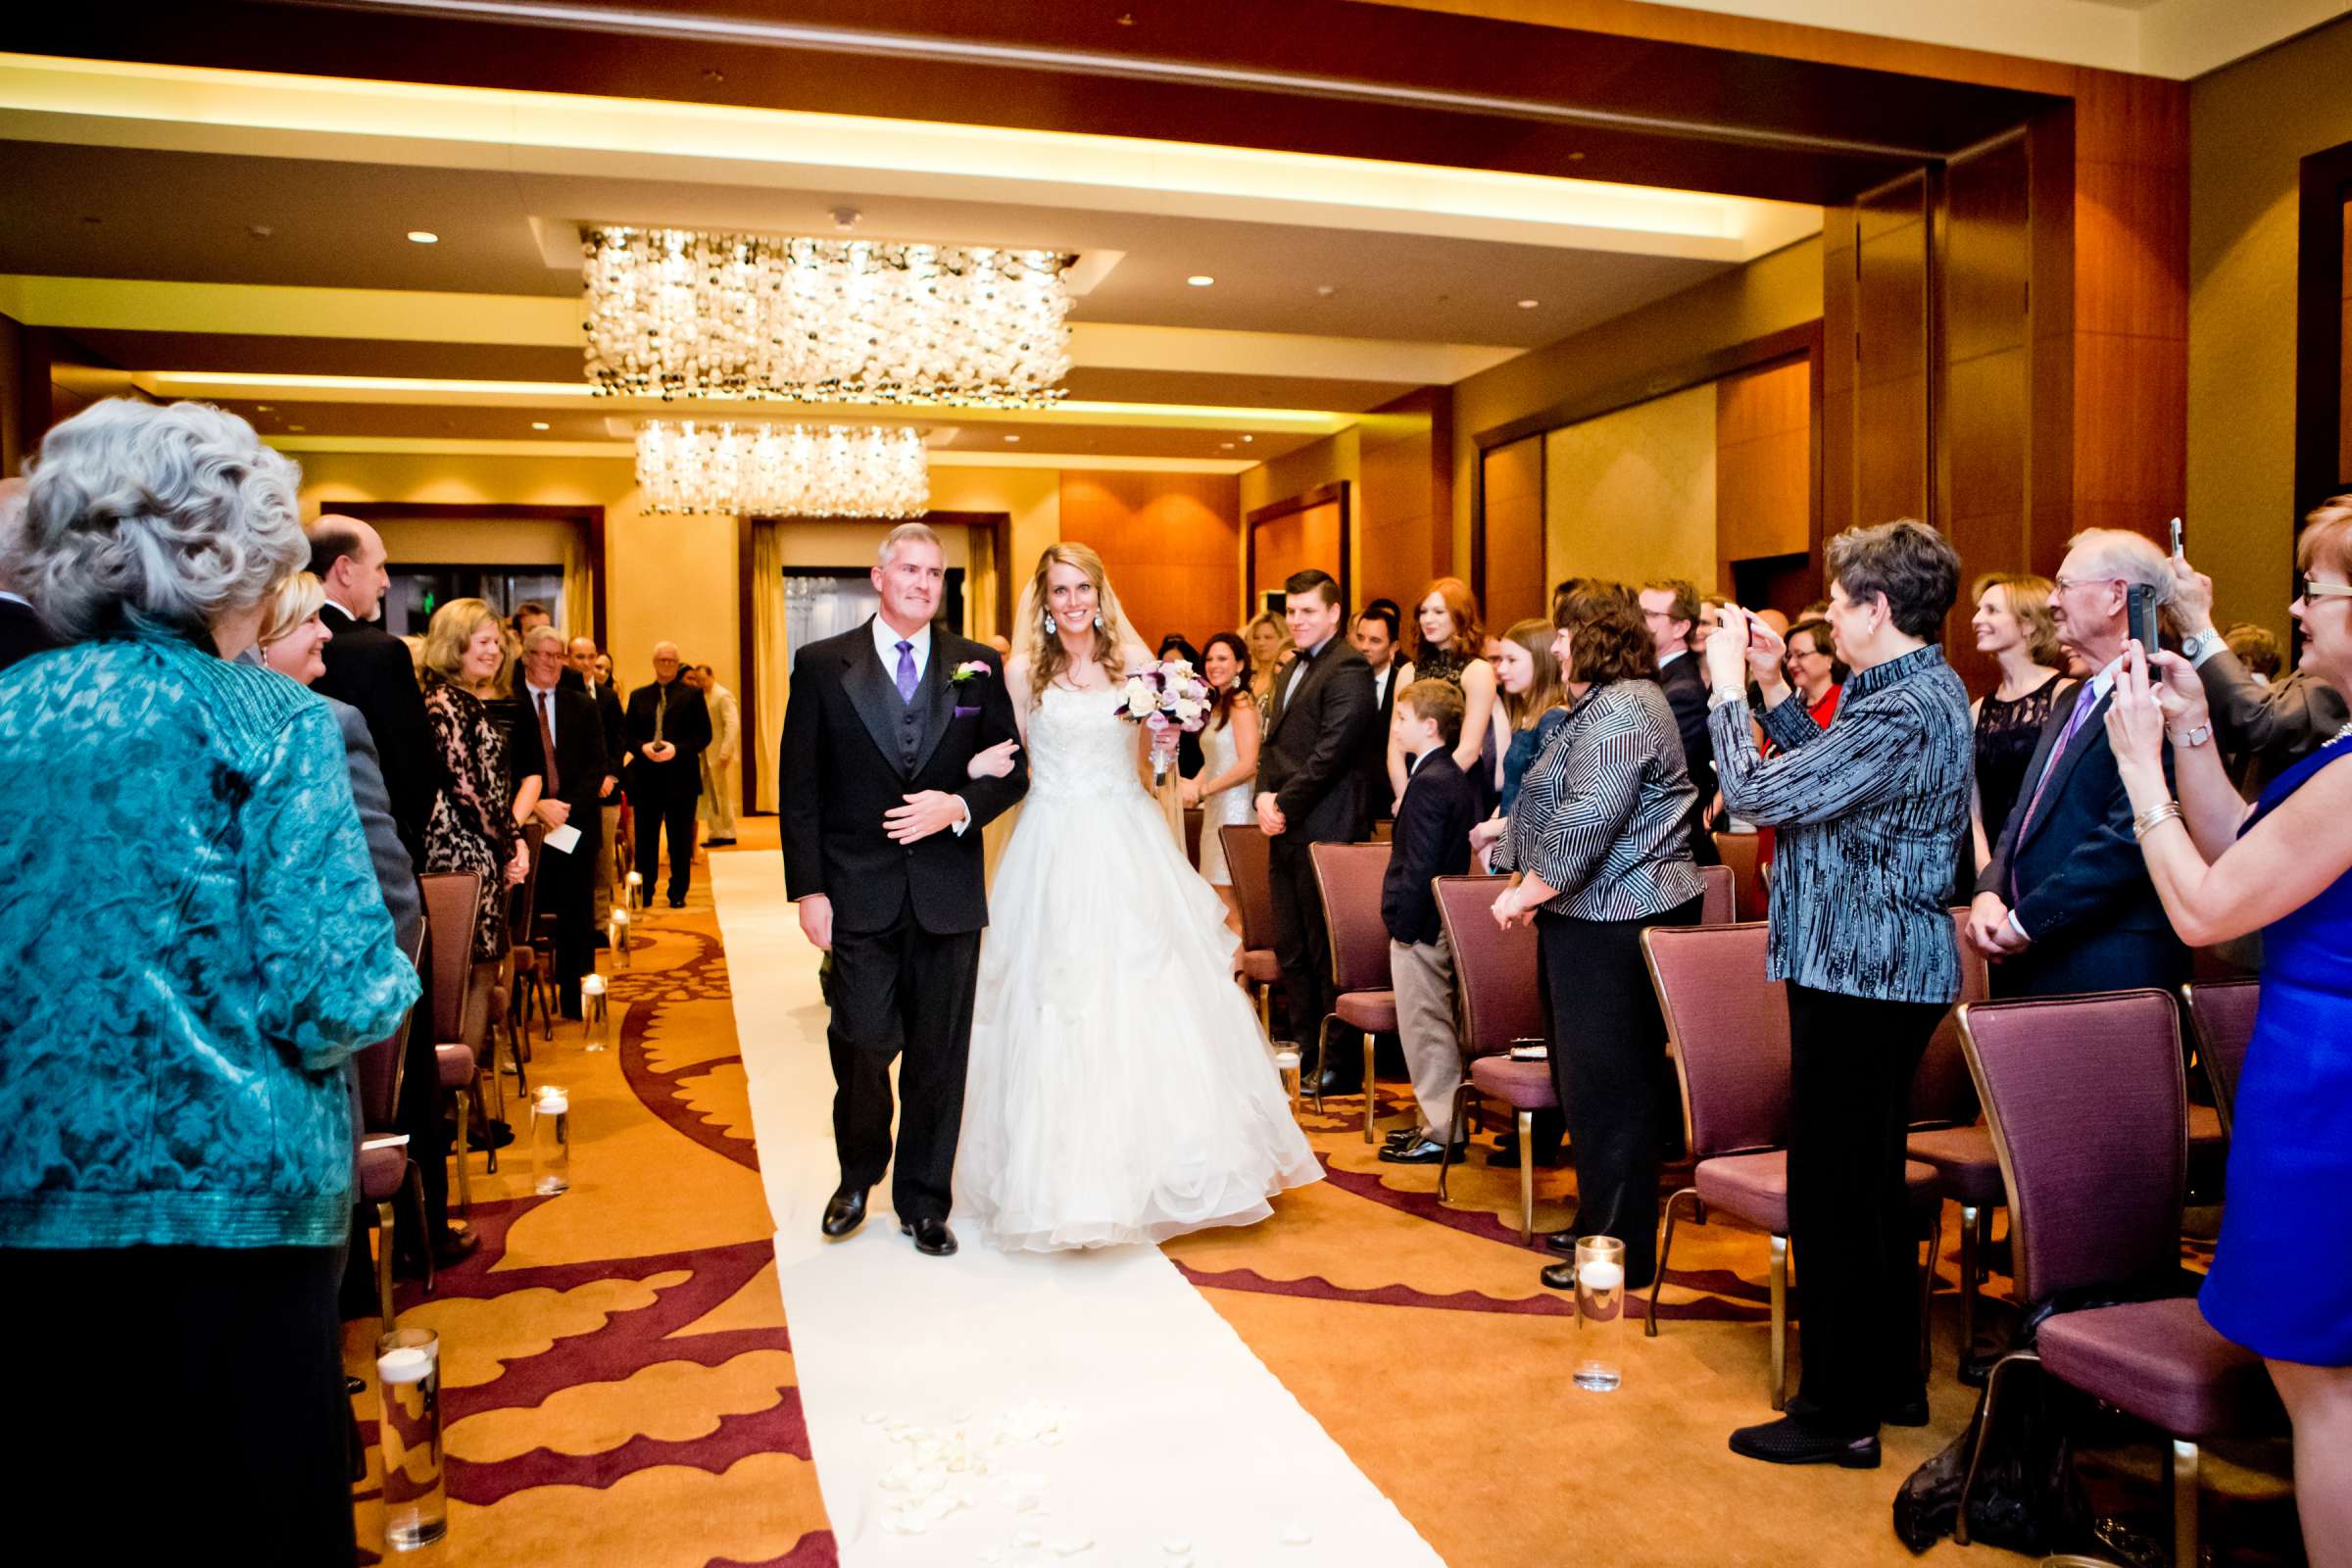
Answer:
[710,853,1446,1566]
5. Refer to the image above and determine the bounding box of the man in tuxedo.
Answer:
[1255,567,1377,1094]
[780,522,1027,1255]
[1970,529,2188,997]
[0,480,54,674]
[1350,601,1402,822]
[569,635,631,927]
[1641,579,1717,861]
[518,627,611,1016]
[624,642,711,908]
[308,515,434,865]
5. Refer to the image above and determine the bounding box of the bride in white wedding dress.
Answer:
[955,543,1322,1251]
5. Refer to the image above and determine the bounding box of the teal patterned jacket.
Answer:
[0,625,421,1249]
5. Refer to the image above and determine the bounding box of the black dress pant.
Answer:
[541,831,597,1014]
[826,895,983,1223]
[1538,895,1703,1289]
[633,787,699,901]
[3,1244,356,1561]
[1786,983,1946,1433]
[1268,835,1335,1054]
[396,1022,454,1236]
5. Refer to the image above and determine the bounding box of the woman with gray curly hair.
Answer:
[0,398,419,1556]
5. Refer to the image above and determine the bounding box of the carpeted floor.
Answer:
[341,819,2304,1567]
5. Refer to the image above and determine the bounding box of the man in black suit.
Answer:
[1970,528,2188,997]
[780,523,1028,1255]
[624,642,711,908]
[515,601,588,694]
[1349,601,1402,821]
[1255,568,1377,1093]
[308,515,435,866]
[569,635,631,927]
[518,627,610,1016]
[1640,578,1717,861]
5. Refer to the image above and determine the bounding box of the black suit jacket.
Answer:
[1382,749,1480,946]
[1656,651,1716,849]
[313,603,435,865]
[778,620,1028,935]
[0,597,55,675]
[586,679,629,777]
[1977,682,2186,996]
[1257,637,1377,844]
[518,682,608,861]
[624,678,711,804]
[1356,661,1401,819]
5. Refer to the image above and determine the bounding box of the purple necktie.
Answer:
[895,640,918,705]
[2011,682,2100,898]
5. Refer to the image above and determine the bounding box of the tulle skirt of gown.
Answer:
[957,749,1321,1251]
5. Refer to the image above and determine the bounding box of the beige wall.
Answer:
[1237,426,1363,604]
[372,516,573,566]
[1448,236,1822,569]
[2187,15,2352,641]
[1544,382,1719,591]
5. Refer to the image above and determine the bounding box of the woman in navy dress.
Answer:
[2106,496,2352,1568]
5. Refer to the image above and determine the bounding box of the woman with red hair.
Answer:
[1387,576,1501,810]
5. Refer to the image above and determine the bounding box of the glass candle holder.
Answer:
[1573,1235,1626,1392]
[531,1085,571,1196]
[580,974,609,1052]
[608,906,632,968]
[376,1327,447,1550]
[623,869,644,910]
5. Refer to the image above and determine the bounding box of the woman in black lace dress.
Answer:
[1967,573,2072,875]
[419,598,537,964]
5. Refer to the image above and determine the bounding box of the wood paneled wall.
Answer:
[1716,355,1811,575]
[1355,386,1453,612]
[1056,470,1242,649]
[1250,496,1348,612]
[1478,437,1546,630]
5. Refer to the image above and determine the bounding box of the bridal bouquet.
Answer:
[1116,659,1213,785]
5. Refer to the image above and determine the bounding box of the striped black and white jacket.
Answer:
[1497,679,1703,923]
[1710,643,1973,1004]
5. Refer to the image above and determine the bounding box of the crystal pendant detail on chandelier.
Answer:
[583,227,1073,407]
[635,421,931,517]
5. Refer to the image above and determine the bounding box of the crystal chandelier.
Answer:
[635,421,931,517]
[583,227,1073,407]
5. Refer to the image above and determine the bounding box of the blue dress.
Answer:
[1498,707,1569,816]
[2199,731,2352,1365]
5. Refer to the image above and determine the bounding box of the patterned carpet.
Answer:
[338,825,2303,1567]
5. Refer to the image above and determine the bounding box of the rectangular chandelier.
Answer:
[635,420,931,517]
[584,227,1072,408]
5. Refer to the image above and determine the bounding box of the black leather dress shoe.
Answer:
[1311,1064,1360,1098]
[901,1215,958,1256]
[668,894,687,908]
[1542,1229,1582,1257]
[1728,1415,1881,1469]
[1882,1397,1931,1428]
[820,1186,868,1238]
[431,1224,481,1269]
[1377,1137,1465,1165]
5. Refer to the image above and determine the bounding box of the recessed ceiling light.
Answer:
[1186,274,1215,287]
[1315,284,1336,297]
[286,424,306,432]
[1004,434,1020,443]
[1219,442,1235,450]
[1242,435,1254,443]
[407,230,439,244]
[256,405,274,413]
[1517,298,1541,309]
[530,421,550,430]
[247,224,273,239]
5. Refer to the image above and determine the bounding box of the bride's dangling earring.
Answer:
[1043,609,1056,638]
[1092,612,1103,630]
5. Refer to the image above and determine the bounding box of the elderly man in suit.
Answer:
[519,626,610,1015]
[307,515,434,865]
[625,641,712,907]
[1255,568,1377,1094]
[1969,528,2188,997]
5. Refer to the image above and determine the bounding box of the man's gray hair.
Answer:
[877,520,943,569]
[522,623,567,653]
[2066,527,2175,604]
[1,399,304,642]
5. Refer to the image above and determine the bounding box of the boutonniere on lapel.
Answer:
[951,660,992,686]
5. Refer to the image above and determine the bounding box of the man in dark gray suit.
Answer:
[1254,568,1376,1094]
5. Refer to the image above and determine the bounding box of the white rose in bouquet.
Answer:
[1126,684,1156,719]
[1173,697,1203,723]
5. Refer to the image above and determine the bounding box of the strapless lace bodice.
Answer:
[1027,682,1149,802]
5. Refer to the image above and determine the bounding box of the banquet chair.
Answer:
[354,926,428,1325]
[1697,863,1738,924]
[505,821,551,1063]
[2182,978,2261,1139]
[419,871,489,1210]
[1953,992,2280,1565]
[1642,921,1943,1408]
[1219,824,1286,1035]
[1904,909,2003,1377]
[1431,873,1552,1242]
[1712,831,1766,926]
[1309,841,1397,1144]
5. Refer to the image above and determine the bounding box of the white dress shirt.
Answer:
[524,678,560,743]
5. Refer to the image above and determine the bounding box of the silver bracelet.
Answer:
[2132,800,2184,840]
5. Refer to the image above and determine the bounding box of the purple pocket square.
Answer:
[954,705,982,718]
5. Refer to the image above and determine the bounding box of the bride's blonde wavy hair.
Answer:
[1014,542,1139,707]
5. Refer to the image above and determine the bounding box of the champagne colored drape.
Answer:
[562,532,595,643]
[752,521,790,813]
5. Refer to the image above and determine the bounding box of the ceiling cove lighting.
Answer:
[583,227,1073,407]
[635,419,929,517]
[1186,275,1215,287]
[407,230,439,244]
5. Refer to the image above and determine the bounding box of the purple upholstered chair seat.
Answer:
[2036,1298,2278,1440]
[1692,1151,1941,1236]
[1241,949,1281,985]
[1466,1055,1558,1110]
[1335,989,1397,1034]
[1904,1123,2006,1206]
[359,1137,410,1204]
[436,1041,476,1092]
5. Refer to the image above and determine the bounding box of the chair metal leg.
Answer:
[2169,1440,2201,1568]
[453,1094,474,1215]
[1920,1206,1943,1379]
[539,968,555,1042]
[1954,1350,2041,1545]
[1308,1017,1328,1114]
[1515,1108,1536,1245]
[509,1024,530,1098]
[1362,1032,1379,1145]
[1769,1233,1789,1411]
[375,1199,398,1328]
[1956,1202,1981,1378]
[1647,1186,1695,1338]
[1437,1083,1472,1204]
[406,1161,434,1298]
